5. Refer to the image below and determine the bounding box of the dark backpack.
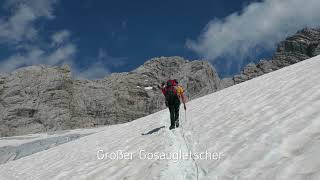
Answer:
[166,79,177,87]
[164,85,180,106]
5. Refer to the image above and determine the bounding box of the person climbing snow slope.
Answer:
[158,79,187,130]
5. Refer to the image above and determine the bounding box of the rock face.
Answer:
[2,28,320,137]
[232,28,320,84]
[0,65,75,137]
[70,57,222,126]
[0,57,222,137]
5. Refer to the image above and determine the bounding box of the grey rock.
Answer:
[2,28,320,137]
[0,65,75,137]
[311,43,320,56]
[70,57,221,126]
[233,27,320,84]
[256,60,276,73]
[271,28,320,66]
[0,56,222,137]
[220,78,234,89]
[233,63,264,84]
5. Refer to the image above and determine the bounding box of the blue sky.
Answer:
[0,0,320,79]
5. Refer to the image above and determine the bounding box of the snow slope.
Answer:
[0,127,107,164]
[0,55,320,180]
[0,127,107,148]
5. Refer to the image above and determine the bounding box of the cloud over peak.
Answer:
[187,0,320,62]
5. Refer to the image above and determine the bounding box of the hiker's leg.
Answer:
[169,106,175,129]
[175,103,180,127]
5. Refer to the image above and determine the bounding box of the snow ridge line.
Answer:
[159,109,198,180]
[180,122,199,180]
[180,109,206,180]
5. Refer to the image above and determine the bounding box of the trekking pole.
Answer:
[179,105,181,128]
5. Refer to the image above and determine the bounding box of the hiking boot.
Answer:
[169,126,175,130]
[175,121,179,128]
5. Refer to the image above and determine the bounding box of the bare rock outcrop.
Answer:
[0,57,222,137]
[232,28,320,84]
[0,65,75,137]
[70,56,222,126]
[2,28,320,137]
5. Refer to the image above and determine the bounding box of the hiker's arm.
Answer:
[161,87,166,95]
[157,85,164,95]
[181,94,187,110]
[181,93,186,104]
[180,92,187,110]
[158,82,166,95]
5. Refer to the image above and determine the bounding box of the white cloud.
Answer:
[0,0,78,73]
[51,30,71,46]
[75,61,111,80]
[4,0,56,18]
[74,48,127,80]
[47,44,76,64]
[121,21,127,29]
[187,0,320,61]
[0,0,125,80]
[98,48,127,67]
[0,43,76,72]
[0,0,57,44]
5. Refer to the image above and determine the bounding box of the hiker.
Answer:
[158,79,187,130]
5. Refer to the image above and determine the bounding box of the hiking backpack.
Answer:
[164,80,180,106]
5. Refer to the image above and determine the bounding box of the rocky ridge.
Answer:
[0,57,222,137]
[1,28,320,137]
[232,28,320,84]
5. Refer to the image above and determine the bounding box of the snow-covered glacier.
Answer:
[1,55,320,180]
